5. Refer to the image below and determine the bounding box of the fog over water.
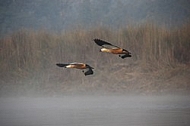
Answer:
[0,95,190,126]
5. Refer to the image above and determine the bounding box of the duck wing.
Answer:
[120,53,132,59]
[56,63,69,67]
[94,39,119,49]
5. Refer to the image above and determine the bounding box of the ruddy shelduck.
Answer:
[94,39,131,59]
[56,62,94,76]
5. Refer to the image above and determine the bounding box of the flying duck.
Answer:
[56,62,94,76]
[94,39,131,59]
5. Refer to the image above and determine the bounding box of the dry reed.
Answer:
[0,23,189,95]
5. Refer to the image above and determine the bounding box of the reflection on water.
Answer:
[0,95,190,126]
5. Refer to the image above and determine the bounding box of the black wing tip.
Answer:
[93,38,112,47]
[86,64,94,69]
[93,39,103,46]
[56,63,61,66]
[93,38,105,43]
[56,63,67,67]
[119,54,132,59]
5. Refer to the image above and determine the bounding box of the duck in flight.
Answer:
[94,39,131,59]
[56,62,94,76]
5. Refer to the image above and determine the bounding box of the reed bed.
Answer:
[0,23,190,95]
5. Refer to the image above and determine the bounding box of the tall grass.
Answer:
[0,23,189,83]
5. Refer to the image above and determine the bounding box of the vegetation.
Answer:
[0,23,190,96]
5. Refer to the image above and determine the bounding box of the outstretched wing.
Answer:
[56,63,69,67]
[86,64,94,69]
[120,54,132,59]
[94,39,119,48]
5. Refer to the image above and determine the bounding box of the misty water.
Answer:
[0,95,190,126]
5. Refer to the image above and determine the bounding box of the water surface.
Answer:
[0,95,190,126]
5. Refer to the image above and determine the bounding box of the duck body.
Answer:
[94,39,131,59]
[56,62,94,76]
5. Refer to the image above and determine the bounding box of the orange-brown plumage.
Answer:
[56,62,94,76]
[94,39,131,59]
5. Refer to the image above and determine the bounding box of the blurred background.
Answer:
[0,0,190,97]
